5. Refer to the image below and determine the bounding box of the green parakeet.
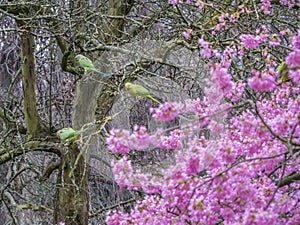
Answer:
[276,61,290,83]
[124,82,161,104]
[75,54,109,76]
[57,127,84,142]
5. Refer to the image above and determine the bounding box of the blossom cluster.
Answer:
[105,2,300,225]
[286,32,300,85]
[106,83,300,225]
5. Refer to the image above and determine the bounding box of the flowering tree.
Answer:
[105,1,300,224]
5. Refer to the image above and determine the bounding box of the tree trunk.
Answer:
[54,143,89,225]
[17,21,45,139]
[53,1,134,223]
[104,0,134,42]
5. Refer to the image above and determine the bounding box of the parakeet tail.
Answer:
[74,128,88,136]
[93,68,111,77]
[147,95,161,104]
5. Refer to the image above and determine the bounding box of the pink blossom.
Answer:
[186,154,201,175]
[260,0,271,14]
[221,45,236,67]
[204,80,223,104]
[240,34,261,48]
[208,120,224,134]
[150,102,181,121]
[286,49,300,67]
[168,0,183,5]
[285,37,300,85]
[129,125,151,150]
[195,1,204,9]
[158,129,183,149]
[269,34,281,46]
[183,29,192,39]
[289,69,300,85]
[279,0,298,8]
[292,30,300,48]
[198,38,213,58]
[248,69,276,91]
[111,156,134,187]
[225,81,245,102]
[106,129,131,154]
[210,64,233,94]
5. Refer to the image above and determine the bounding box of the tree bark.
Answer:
[17,21,46,139]
[54,143,89,225]
[53,1,134,224]
[104,0,134,42]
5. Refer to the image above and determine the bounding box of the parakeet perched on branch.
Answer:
[75,54,109,76]
[57,127,84,142]
[276,61,290,83]
[124,82,161,104]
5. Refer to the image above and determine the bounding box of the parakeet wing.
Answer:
[57,128,76,141]
[125,82,162,104]
[133,85,151,96]
[77,55,110,76]
[79,57,95,69]
[276,61,289,83]
[276,61,285,73]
